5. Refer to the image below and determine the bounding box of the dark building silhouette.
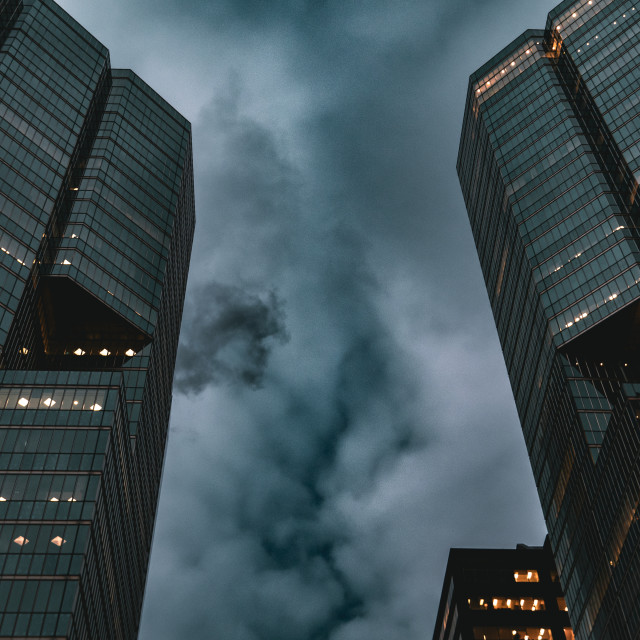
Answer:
[0,0,194,637]
[458,1,640,638]
[432,541,573,640]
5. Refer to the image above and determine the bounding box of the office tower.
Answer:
[0,0,194,638]
[432,540,573,640]
[458,1,640,639]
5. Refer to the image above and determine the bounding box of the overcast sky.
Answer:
[58,1,558,638]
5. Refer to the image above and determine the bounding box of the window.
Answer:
[514,570,539,582]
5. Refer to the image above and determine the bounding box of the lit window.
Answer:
[20,347,28,355]
[51,536,66,547]
[99,348,111,356]
[13,536,28,546]
[43,397,56,407]
[90,404,102,412]
[74,348,85,356]
[514,570,539,582]
[468,597,489,610]
[473,627,551,640]
[125,348,136,357]
[17,397,28,407]
[489,597,545,611]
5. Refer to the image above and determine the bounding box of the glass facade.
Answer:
[0,1,194,638]
[459,2,640,639]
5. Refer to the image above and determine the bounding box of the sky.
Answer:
[57,1,558,638]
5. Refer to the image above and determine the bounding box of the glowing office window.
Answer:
[514,570,539,582]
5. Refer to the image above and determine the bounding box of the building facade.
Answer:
[0,1,194,638]
[432,541,573,640]
[458,1,640,639]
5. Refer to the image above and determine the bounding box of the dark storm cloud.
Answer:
[142,87,431,637]
[138,39,439,637]
[174,283,289,393]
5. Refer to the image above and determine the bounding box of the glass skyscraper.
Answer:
[459,1,640,638]
[0,0,194,638]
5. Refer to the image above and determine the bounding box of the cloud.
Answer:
[174,283,290,393]
[142,64,438,638]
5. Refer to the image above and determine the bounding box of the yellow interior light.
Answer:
[99,348,111,356]
[74,348,85,356]
[18,397,28,407]
[90,404,102,412]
